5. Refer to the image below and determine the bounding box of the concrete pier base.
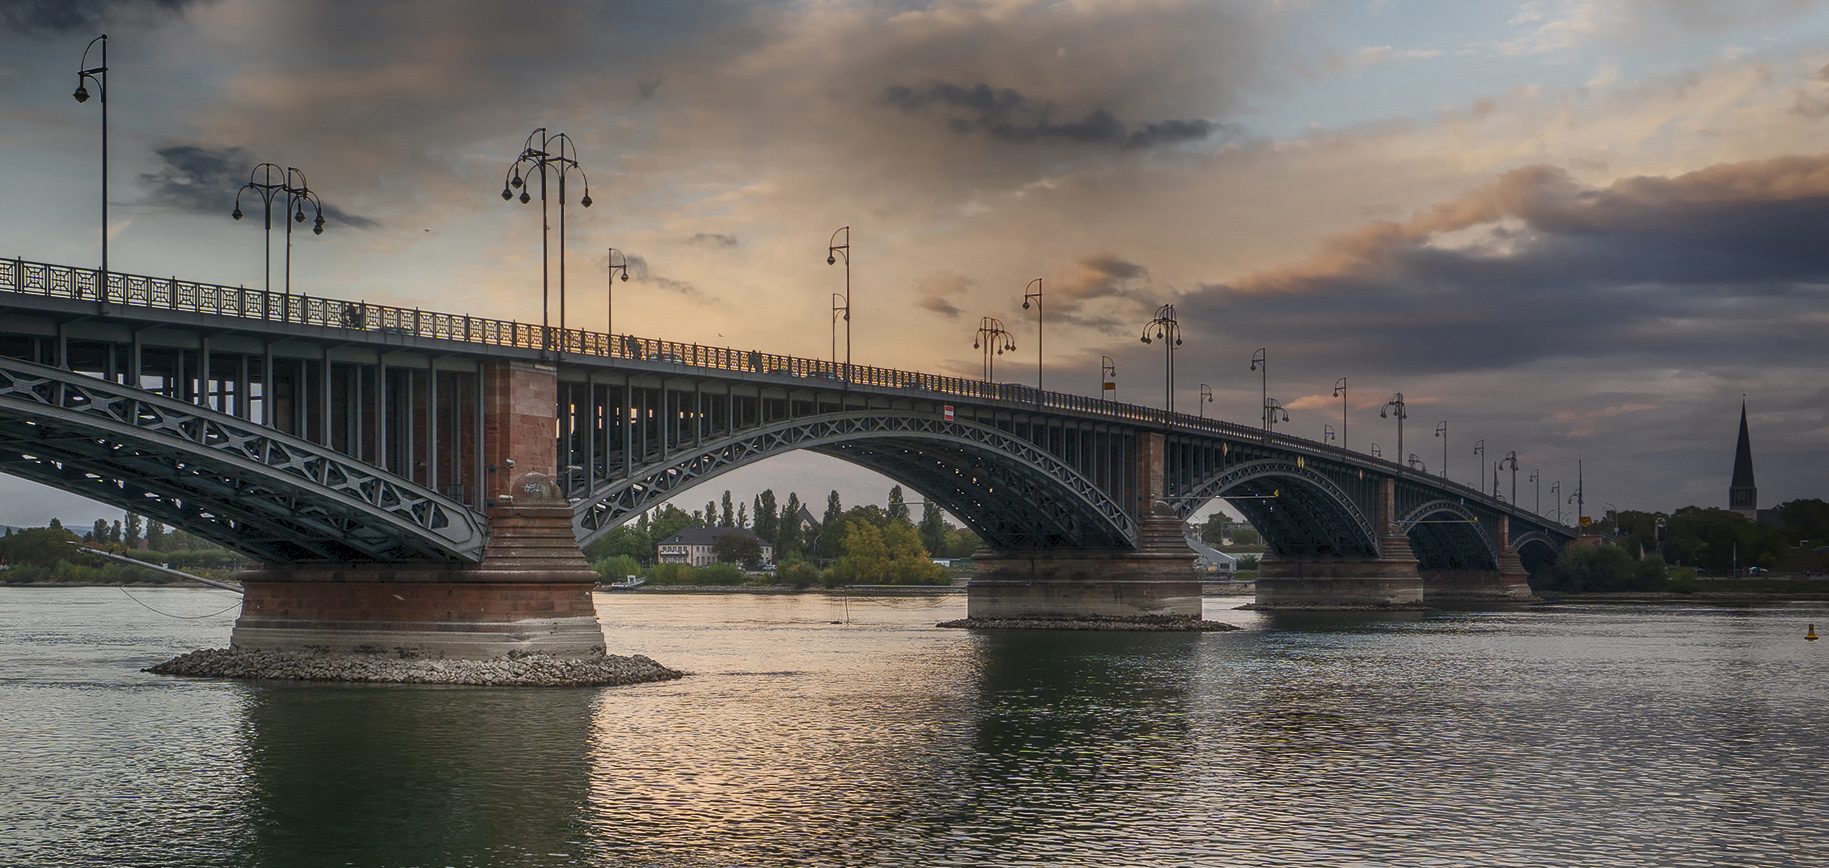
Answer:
[1419,569,1534,603]
[231,473,605,659]
[1254,557,1424,609]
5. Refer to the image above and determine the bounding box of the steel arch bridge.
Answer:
[0,256,1577,569]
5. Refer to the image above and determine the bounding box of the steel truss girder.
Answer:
[573,411,1135,549]
[1177,459,1380,557]
[1399,499,1500,571]
[0,358,484,562]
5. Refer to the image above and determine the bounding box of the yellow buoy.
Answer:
[1809,624,1819,641]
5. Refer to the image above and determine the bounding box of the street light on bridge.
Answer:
[72,34,109,304]
[233,164,325,311]
[1332,377,1348,454]
[501,128,592,355]
[1379,393,1407,472]
[1139,304,1182,412]
[1474,440,1486,491]
[1409,454,1426,473]
[1022,278,1043,399]
[1263,396,1288,432]
[1550,480,1562,523]
[1100,355,1116,401]
[605,247,630,352]
[1371,442,1381,458]
[972,316,1015,382]
[1529,469,1540,515]
[1501,450,1519,504]
[1198,383,1213,418]
[1324,424,1335,446]
[827,226,851,381]
[1434,421,1448,480]
[1250,348,1268,431]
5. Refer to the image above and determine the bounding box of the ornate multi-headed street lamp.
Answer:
[233,164,325,309]
[1332,377,1348,454]
[827,227,851,380]
[1263,396,1288,432]
[1529,469,1541,515]
[1139,304,1183,412]
[1434,421,1449,479]
[1198,383,1213,418]
[501,128,592,353]
[1380,393,1407,471]
[1022,278,1043,397]
[605,247,629,349]
[1250,348,1268,430]
[1501,450,1519,504]
[973,316,1015,382]
[72,34,109,303]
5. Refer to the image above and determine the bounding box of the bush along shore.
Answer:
[146,648,686,687]
[937,615,1240,631]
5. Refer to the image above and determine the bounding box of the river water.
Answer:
[2,587,1826,867]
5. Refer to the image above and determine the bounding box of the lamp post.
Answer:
[1332,377,1347,454]
[827,226,851,381]
[606,247,629,351]
[1473,440,1485,491]
[1250,348,1268,431]
[501,127,592,355]
[1501,450,1518,504]
[1551,480,1562,522]
[1380,393,1407,471]
[1139,304,1182,412]
[1529,469,1540,515]
[1325,424,1335,446]
[73,34,108,303]
[1198,384,1213,418]
[1409,454,1426,473]
[1263,396,1288,432]
[972,316,1015,382]
[1100,355,1116,401]
[1022,278,1042,398]
[233,164,325,312]
[1434,421,1448,479]
[1371,443,1381,458]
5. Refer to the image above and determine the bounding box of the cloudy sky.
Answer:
[1,0,1827,528]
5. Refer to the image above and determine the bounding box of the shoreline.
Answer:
[145,647,686,687]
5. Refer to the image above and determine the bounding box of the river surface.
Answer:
[3,587,1827,867]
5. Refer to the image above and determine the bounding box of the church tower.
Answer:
[1729,401,1757,520]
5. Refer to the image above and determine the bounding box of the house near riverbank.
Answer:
[656,527,774,567]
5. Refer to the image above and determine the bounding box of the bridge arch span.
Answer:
[1176,459,1380,558]
[1399,499,1500,572]
[572,411,1135,550]
[1511,531,1560,575]
[0,358,485,562]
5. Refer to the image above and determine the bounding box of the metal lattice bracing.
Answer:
[1399,499,1500,572]
[1173,459,1381,558]
[573,411,1134,550]
[0,358,484,562]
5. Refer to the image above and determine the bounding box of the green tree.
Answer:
[713,532,764,568]
[1229,524,1261,547]
[1533,544,1660,592]
[1199,514,1228,546]
[775,492,802,559]
[109,520,123,545]
[48,518,62,531]
[145,519,165,550]
[887,486,911,525]
[1778,498,1829,543]
[737,502,749,529]
[585,525,652,563]
[648,505,698,562]
[720,491,735,528]
[818,490,845,557]
[918,501,947,556]
[89,519,108,543]
[1666,506,1787,572]
[123,513,143,547]
[755,490,780,545]
[941,526,982,559]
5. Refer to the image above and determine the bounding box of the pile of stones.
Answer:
[147,647,686,687]
[936,615,1240,631]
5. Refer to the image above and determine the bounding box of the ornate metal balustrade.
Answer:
[0,357,484,562]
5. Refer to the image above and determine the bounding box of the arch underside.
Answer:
[573,412,1135,550]
[1180,460,1379,558]
[1511,532,1559,574]
[1401,500,1500,572]
[0,360,484,563]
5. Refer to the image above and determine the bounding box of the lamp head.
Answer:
[511,173,523,189]
[1140,336,1151,345]
[1250,361,1259,371]
[73,84,90,103]
[973,339,980,349]
[827,254,836,265]
[231,206,243,220]
[580,194,592,208]
[313,214,325,235]
[518,190,531,204]
[620,272,629,282]
[1022,300,1030,310]
[501,187,513,201]
[1380,408,1389,418]
[294,207,306,224]
[1175,337,1182,346]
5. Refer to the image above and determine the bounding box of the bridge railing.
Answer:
[0,255,1567,532]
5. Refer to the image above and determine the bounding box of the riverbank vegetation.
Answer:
[0,515,243,584]
[1529,498,1829,594]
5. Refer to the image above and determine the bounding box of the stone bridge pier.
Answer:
[232,360,607,659]
[966,433,1203,620]
[1419,515,1534,603]
[1255,478,1424,609]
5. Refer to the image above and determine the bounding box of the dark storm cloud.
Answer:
[625,254,702,298]
[882,82,1226,150]
[0,0,196,32]
[1180,156,1829,380]
[1046,255,1157,328]
[140,145,379,229]
[684,233,738,248]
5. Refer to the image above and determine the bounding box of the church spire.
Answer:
[1729,399,1757,519]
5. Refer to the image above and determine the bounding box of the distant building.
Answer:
[1729,401,1758,521]
[656,527,774,567]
